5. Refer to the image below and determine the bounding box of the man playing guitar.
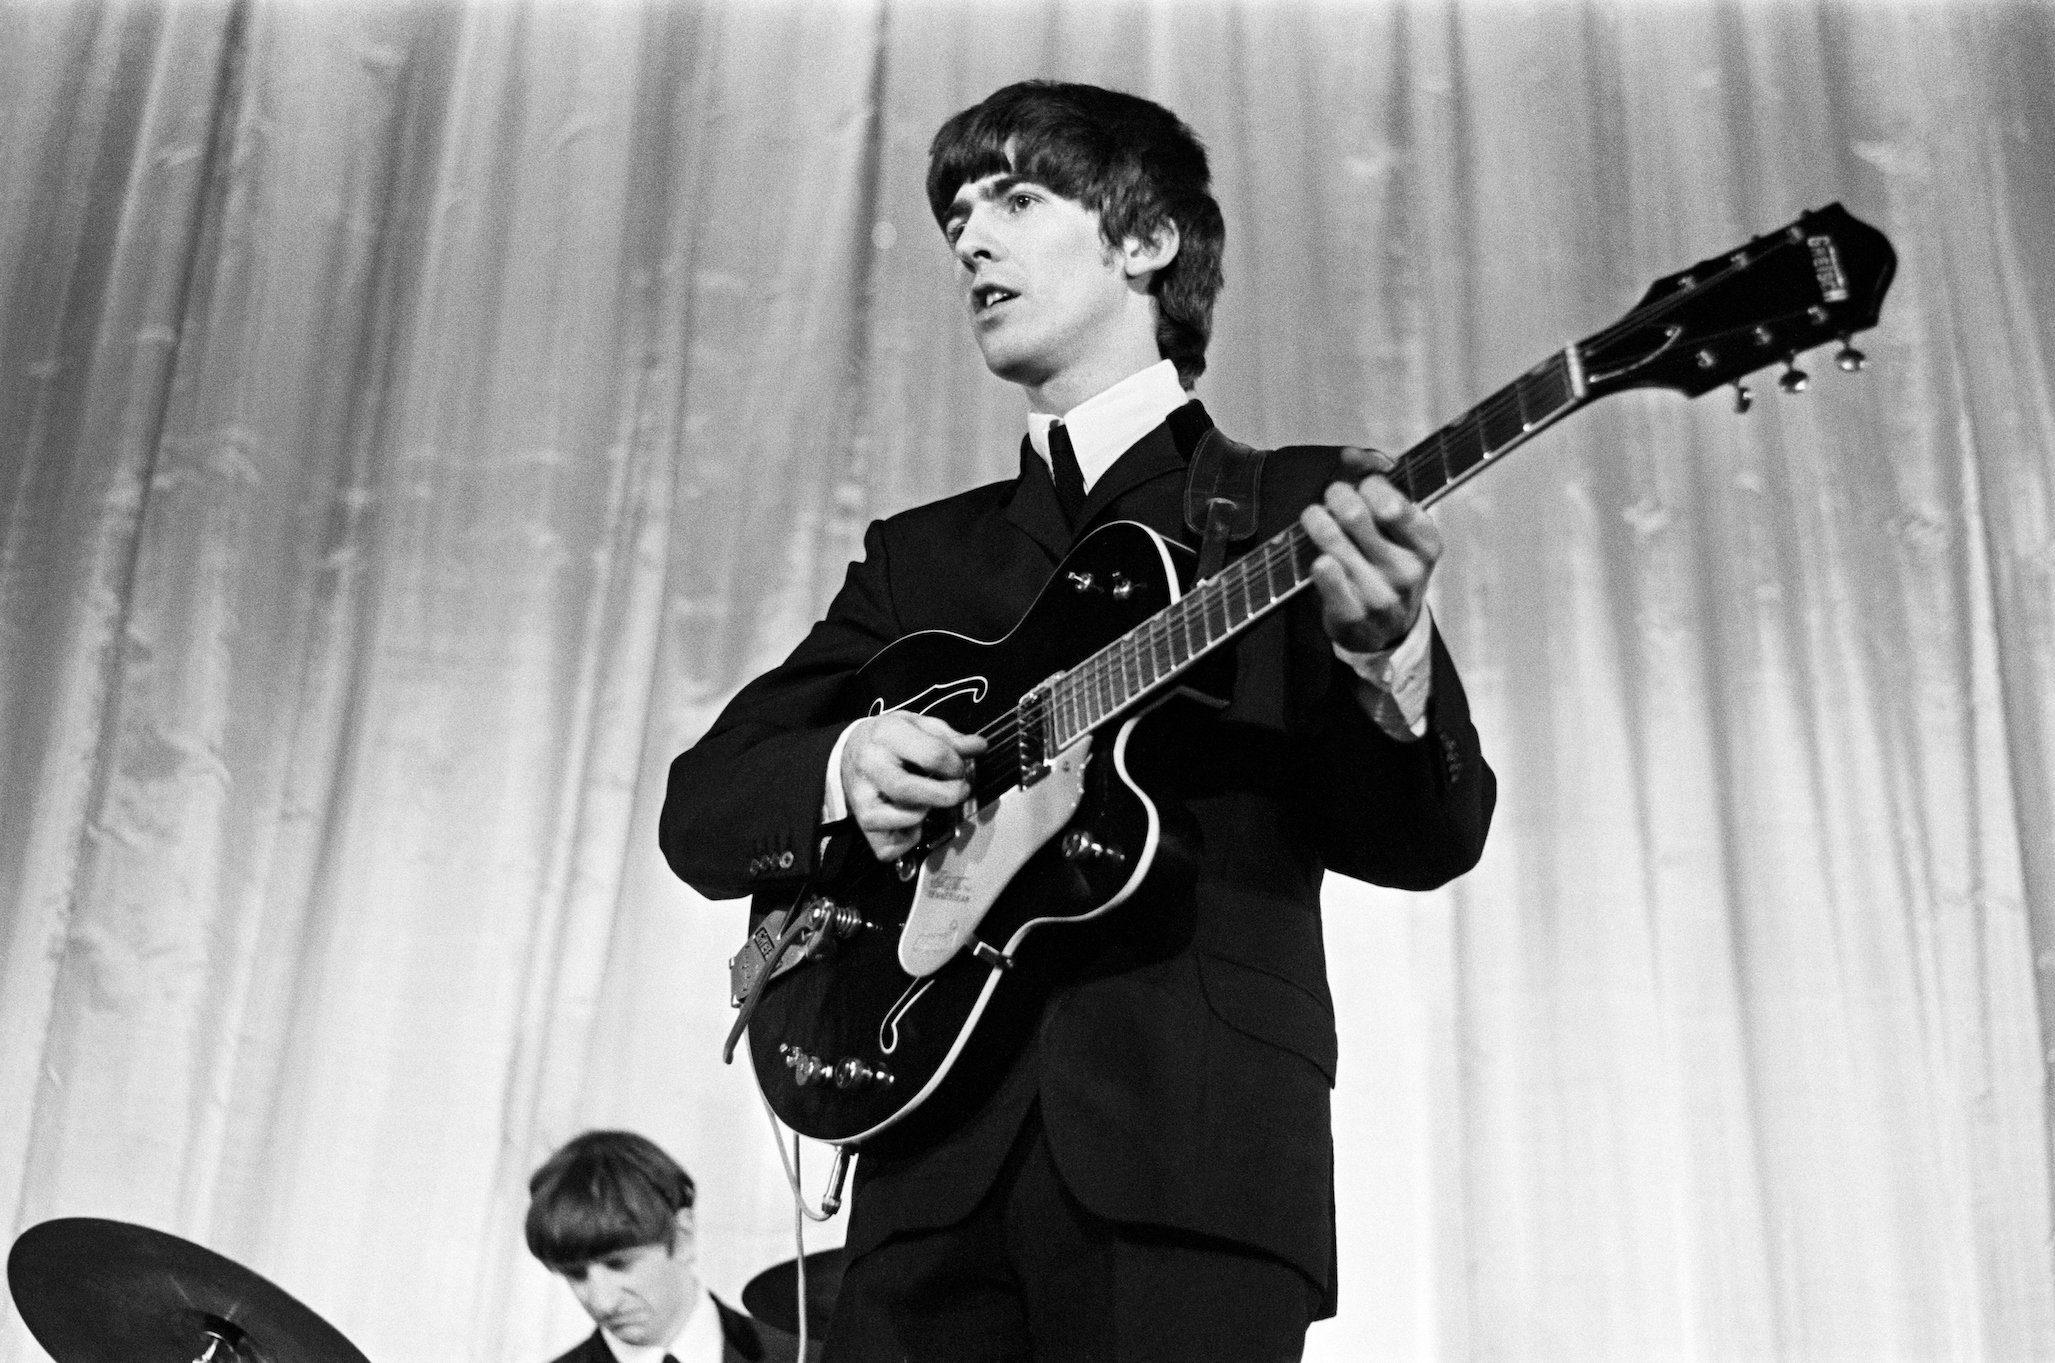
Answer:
[661,80,1495,1363]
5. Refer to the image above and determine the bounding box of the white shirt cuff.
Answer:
[1332,606,1434,740]
[821,720,863,824]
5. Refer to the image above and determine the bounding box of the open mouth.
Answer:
[971,283,1018,314]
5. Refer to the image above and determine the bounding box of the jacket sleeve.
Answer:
[658,522,899,900]
[1294,623,1496,890]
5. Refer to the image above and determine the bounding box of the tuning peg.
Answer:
[1733,381,1753,414]
[1778,356,1810,394]
[1835,335,1866,372]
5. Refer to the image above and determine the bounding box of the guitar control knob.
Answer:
[783,1047,825,1087]
[1835,336,1866,372]
[1733,381,1753,415]
[1061,829,1127,869]
[1067,570,1096,592]
[1779,357,1810,394]
[831,1058,894,1090]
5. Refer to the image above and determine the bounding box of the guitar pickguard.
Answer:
[899,735,1093,976]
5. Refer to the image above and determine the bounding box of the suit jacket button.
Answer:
[777,850,795,869]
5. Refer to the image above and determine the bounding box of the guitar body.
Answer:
[746,521,1202,1144]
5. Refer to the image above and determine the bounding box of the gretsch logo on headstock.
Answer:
[1808,234,1850,302]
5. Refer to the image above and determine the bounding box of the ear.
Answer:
[1119,220,1181,279]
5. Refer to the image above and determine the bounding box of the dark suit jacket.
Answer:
[546,1297,815,1363]
[660,402,1494,1315]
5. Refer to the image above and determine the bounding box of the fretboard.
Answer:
[1041,346,1585,750]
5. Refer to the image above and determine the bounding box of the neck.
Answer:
[1020,337,1165,415]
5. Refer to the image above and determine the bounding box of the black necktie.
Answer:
[1048,420,1087,527]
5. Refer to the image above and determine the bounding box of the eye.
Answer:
[1009,191,1035,211]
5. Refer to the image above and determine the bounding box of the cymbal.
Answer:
[7,1217,371,1363]
[740,1247,846,1337]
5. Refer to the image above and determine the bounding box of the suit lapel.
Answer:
[1000,439,1071,560]
[1073,421,1188,533]
[1001,401,1218,554]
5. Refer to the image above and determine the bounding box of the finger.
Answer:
[1336,445,1394,477]
[864,763,973,813]
[1321,482,1435,583]
[1303,503,1419,647]
[852,794,928,832]
[1352,477,1443,563]
[904,711,988,754]
[871,718,975,779]
[1308,547,1401,629]
[863,825,919,861]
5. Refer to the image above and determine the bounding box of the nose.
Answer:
[576,1266,624,1316]
[953,204,1000,267]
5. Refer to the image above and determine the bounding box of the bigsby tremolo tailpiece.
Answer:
[727,894,865,1006]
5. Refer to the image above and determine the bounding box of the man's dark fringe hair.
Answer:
[927,81,1226,388]
[525,1130,696,1270]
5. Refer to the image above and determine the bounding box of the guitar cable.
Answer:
[754,1056,852,1360]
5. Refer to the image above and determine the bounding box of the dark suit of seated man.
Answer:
[528,1130,806,1363]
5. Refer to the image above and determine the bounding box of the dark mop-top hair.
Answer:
[927,80,1226,388]
[524,1130,697,1270]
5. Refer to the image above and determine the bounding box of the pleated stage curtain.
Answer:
[2,2,2051,1360]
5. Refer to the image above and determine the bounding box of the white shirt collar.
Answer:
[1027,359,1190,493]
[598,1285,724,1363]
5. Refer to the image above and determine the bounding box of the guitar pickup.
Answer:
[1015,676,1057,785]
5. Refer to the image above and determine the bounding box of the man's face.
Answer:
[943,172,1140,391]
[557,1216,696,1347]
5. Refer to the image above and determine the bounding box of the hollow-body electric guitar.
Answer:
[731,203,1897,1145]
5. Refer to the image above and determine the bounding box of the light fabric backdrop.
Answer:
[3,1,2053,1359]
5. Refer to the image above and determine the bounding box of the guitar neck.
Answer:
[1042,345,1588,748]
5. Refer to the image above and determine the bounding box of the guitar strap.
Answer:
[1183,427,1268,580]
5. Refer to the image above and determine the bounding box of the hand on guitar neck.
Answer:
[1301,445,1445,659]
[840,711,989,861]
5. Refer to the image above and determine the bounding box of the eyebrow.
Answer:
[944,173,1028,228]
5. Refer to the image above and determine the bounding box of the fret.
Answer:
[1390,456,1419,502]
[1442,412,1488,480]
[1424,430,1456,494]
[1204,589,1228,645]
[1479,389,1524,454]
[1396,451,1436,502]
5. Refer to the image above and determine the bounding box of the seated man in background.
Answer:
[527,1129,806,1363]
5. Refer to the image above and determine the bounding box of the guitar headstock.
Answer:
[1579,203,1897,405]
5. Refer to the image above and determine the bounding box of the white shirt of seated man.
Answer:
[556,1207,725,1363]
